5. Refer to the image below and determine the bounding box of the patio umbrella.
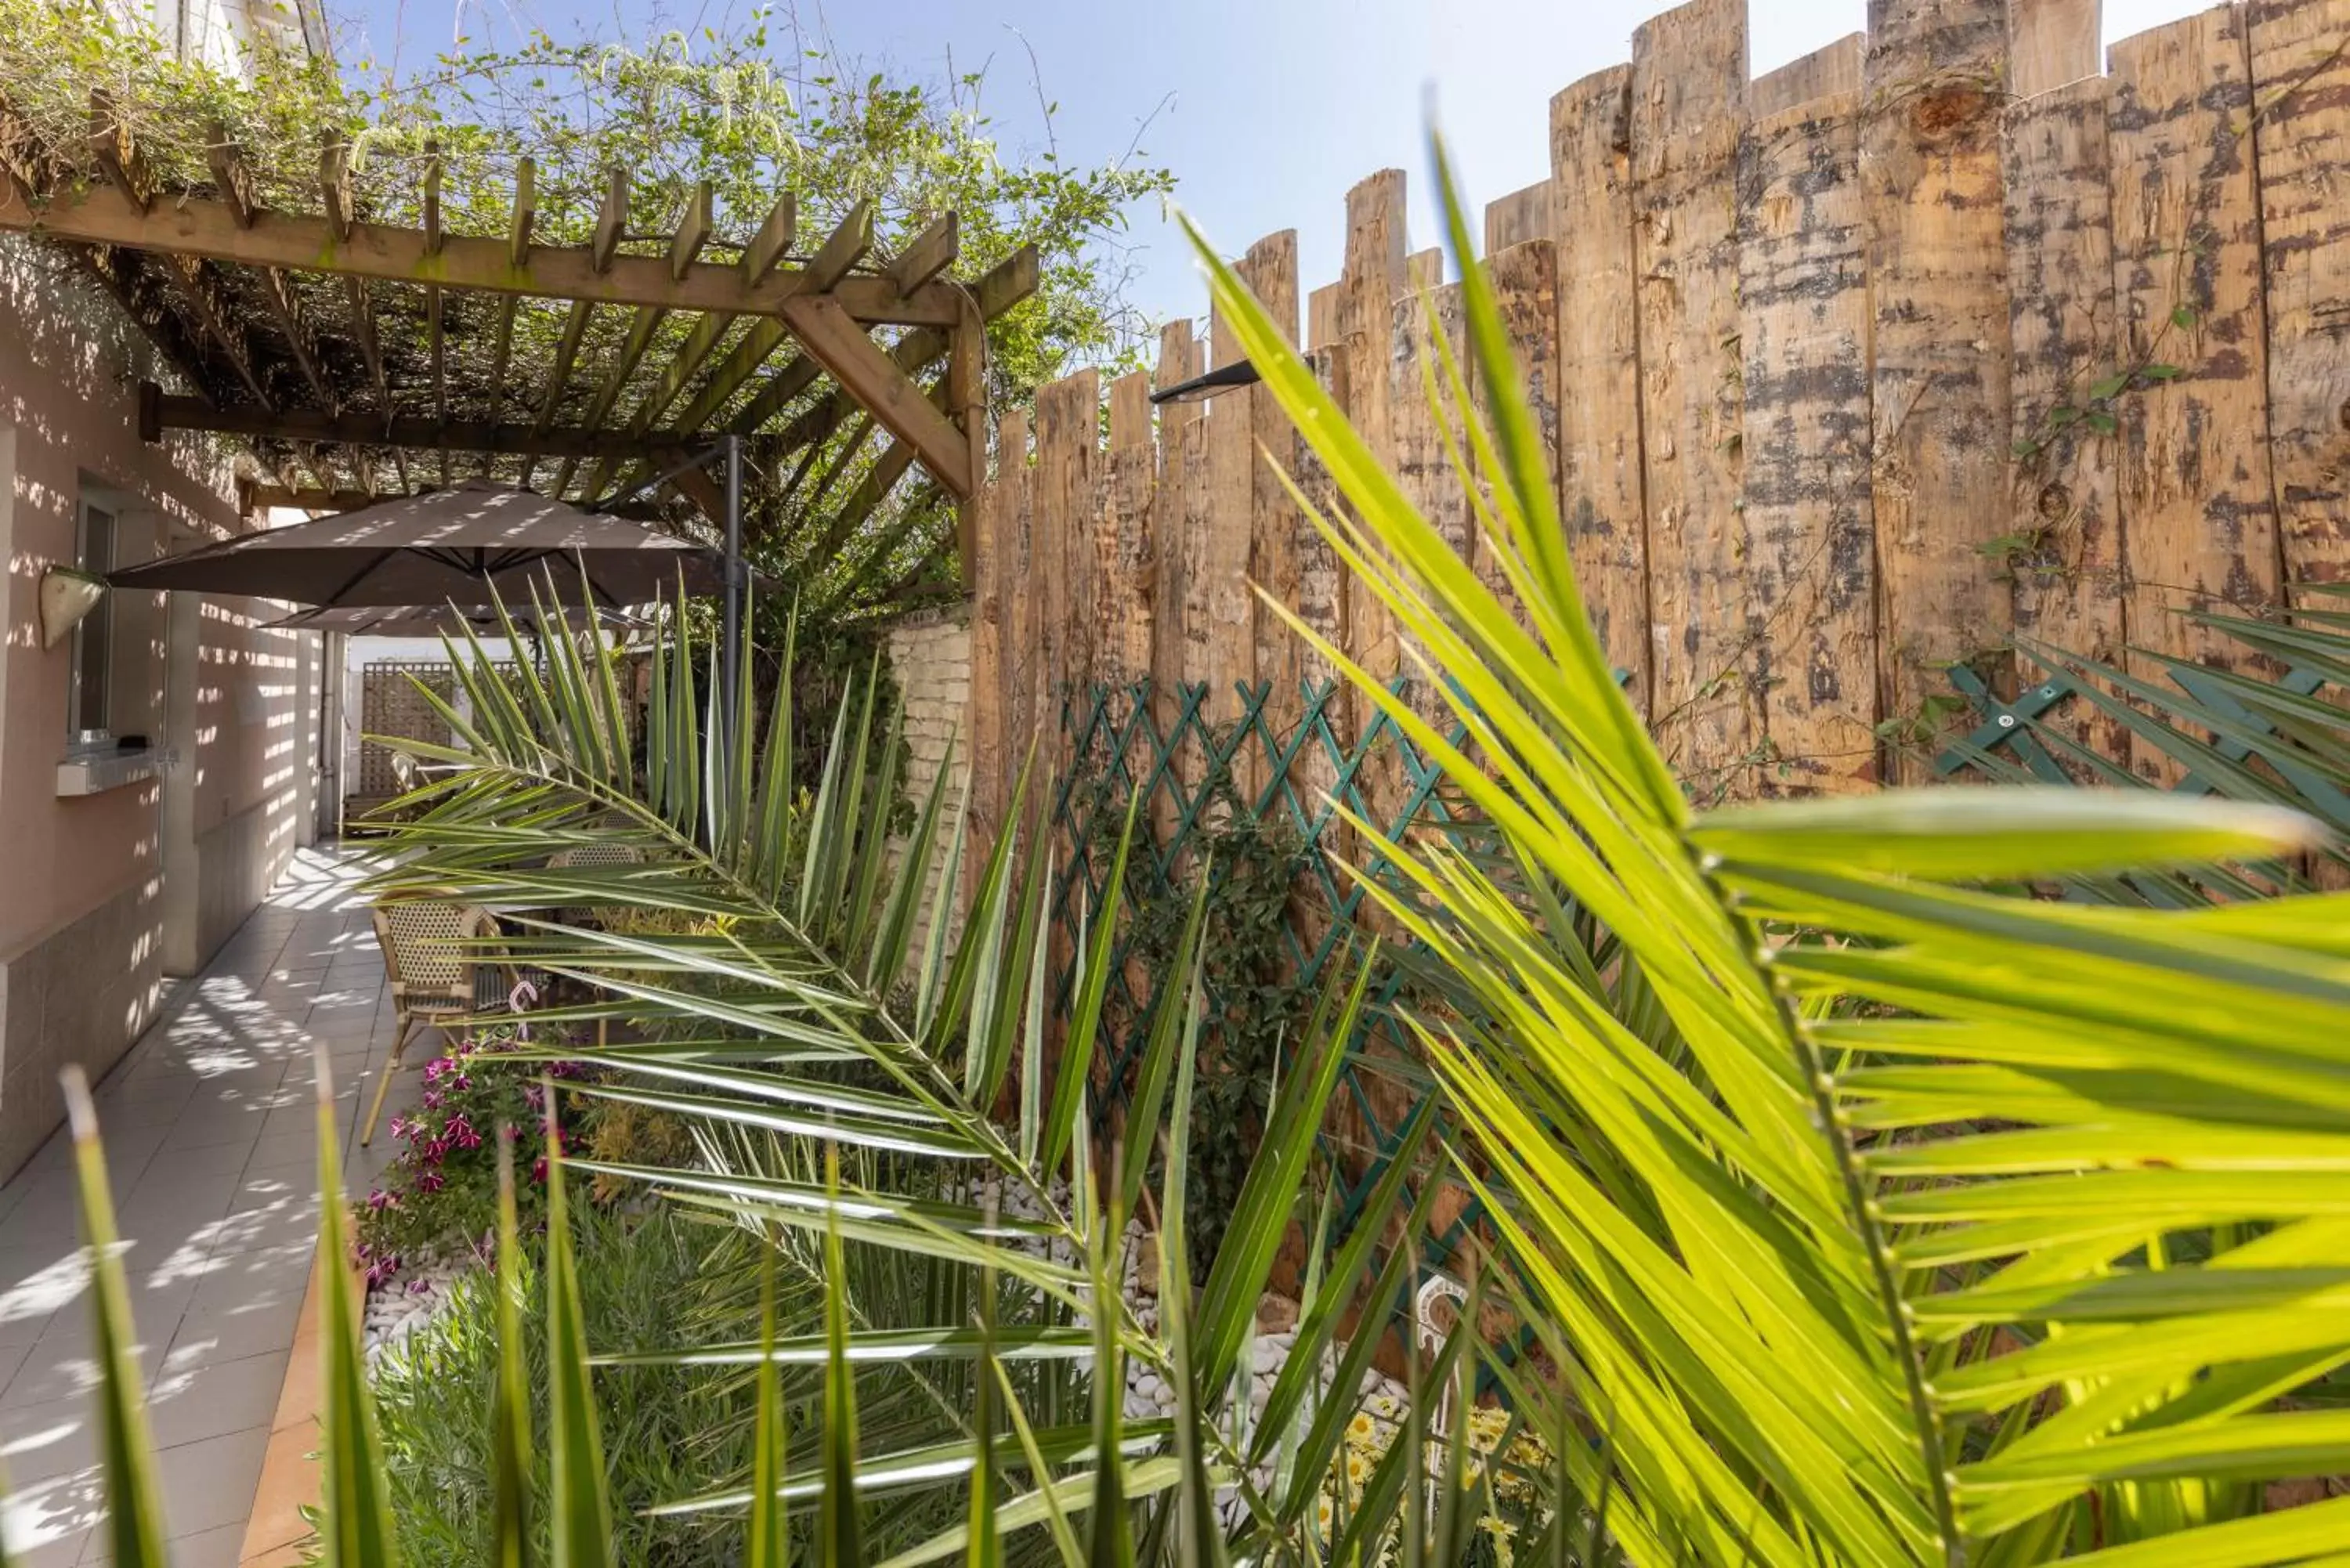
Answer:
[263,603,650,638]
[108,481,725,609]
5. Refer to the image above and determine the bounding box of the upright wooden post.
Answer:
[1737,49,1879,794]
[1102,371,1156,692]
[1390,271,1473,734]
[997,410,1036,833]
[2109,6,2279,780]
[1484,237,1561,622]
[1340,171,1410,695]
[1243,230,1303,801]
[2248,0,2350,591]
[1632,0,1751,795]
[2003,74,2130,767]
[1037,371,1101,789]
[1549,67,1651,714]
[1152,324,1206,847]
[1862,0,2014,782]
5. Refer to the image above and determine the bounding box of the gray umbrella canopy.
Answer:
[109,481,724,608]
[262,603,651,637]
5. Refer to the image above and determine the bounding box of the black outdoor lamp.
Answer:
[1148,357,1263,405]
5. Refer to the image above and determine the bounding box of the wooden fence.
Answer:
[967,0,2350,847]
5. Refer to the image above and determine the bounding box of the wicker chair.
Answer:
[363,901,507,1146]
[546,840,643,1047]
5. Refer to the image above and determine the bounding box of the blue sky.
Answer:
[331,0,2214,342]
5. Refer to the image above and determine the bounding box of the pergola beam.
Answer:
[885,212,958,297]
[0,179,972,325]
[777,292,971,497]
[245,481,661,519]
[139,384,697,462]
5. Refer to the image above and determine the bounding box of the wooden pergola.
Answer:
[0,92,1036,593]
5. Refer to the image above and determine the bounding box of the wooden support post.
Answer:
[1738,70,1878,793]
[1551,66,1650,714]
[1862,0,2014,783]
[2003,73,2128,768]
[2249,0,2350,592]
[2109,5,2279,781]
[1633,0,1751,795]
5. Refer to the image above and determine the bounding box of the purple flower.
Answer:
[445,1114,483,1151]
[387,1116,414,1141]
[407,1277,432,1295]
[418,1169,445,1194]
[366,1253,403,1288]
[522,1084,546,1111]
[366,1189,395,1211]
[530,1154,549,1185]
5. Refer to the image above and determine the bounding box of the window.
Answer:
[71,497,116,741]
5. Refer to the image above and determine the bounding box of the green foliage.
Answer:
[1073,763,1320,1281]
[374,1205,754,1567]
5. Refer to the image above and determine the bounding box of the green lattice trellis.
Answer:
[1049,675,1506,1294]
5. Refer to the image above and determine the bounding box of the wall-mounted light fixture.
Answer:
[39,566,107,649]
[1147,358,1262,406]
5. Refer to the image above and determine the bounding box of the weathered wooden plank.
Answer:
[1242,231,1305,773]
[1390,276,1473,728]
[1307,282,1343,351]
[2110,5,2280,779]
[1285,343,1353,832]
[2010,0,2102,99]
[1341,170,1409,688]
[2248,0,2350,589]
[2003,75,2131,767]
[1483,239,1560,621]
[1862,0,2014,783]
[1151,323,1204,847]
[1747,33,1862,118]
[998,410,1036,832]
[1405,247,1443,291]
[1632,0,1752,794]
[1194,294,1256,724]
[970,453,1007,868]
[1101,370,1156,689]
[1550,65,1651,713]
[1152,323,1203,704]
[1483,180,1553,251]
[1738,91,1879,794]
[1036,371,1101,725]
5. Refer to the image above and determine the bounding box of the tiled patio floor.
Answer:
[0,845,427,1566]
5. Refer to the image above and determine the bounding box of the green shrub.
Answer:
[371,1203,753,1567]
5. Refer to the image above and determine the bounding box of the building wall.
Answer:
[0,234,324,1180]
[886,606,972,975]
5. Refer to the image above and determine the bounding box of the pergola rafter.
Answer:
[0,89,1035,598]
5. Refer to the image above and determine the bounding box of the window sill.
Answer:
[56,746,176,797]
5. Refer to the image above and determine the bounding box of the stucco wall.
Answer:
[0,234,322,1180]
[886,606,972,975]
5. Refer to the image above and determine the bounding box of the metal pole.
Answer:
[721,434,743,763]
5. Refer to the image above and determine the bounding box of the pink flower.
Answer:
[530,1154,549,1185]
[366,1189,395,1211]
[366,1253,403,1288]
[418,1169,445,1194]
[387,1116,414,1141]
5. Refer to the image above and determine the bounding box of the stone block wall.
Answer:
[885,606,972,977]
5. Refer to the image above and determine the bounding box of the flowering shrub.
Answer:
[356,1026,598,1288]
[1318,1393,1552,1564]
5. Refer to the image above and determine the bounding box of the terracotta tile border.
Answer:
[237,1238,359,1566]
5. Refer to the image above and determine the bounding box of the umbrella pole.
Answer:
[721,434,743,766]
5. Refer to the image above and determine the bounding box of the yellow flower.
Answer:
[1347,1411,1375,1441]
